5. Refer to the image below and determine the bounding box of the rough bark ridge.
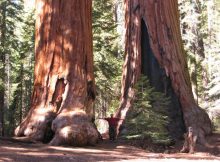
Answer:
[15,0,98,146]
[116,0,212,143]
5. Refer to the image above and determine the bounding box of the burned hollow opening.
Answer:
[141,19,185,139]
[51,78,66,112]
[43,78,66,143]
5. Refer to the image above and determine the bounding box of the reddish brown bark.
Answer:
[116,0,211,144]
[15,0,98,146]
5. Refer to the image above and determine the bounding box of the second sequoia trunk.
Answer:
[15,0,98,146]
[116,0,211,143]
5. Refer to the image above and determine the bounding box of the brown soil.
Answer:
[0,133,219,162]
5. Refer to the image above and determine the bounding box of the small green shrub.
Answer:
[122,75,171,145]
[213,116,220,132]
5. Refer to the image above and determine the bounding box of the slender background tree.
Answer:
[93,0,123,119]
[0,0,24,136]
[179,0,220,130]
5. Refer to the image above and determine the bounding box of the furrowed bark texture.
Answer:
[116,0,211,143]
[15,0,98,146]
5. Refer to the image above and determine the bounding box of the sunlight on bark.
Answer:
[60,126,72,138]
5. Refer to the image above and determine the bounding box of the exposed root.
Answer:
[49,110,99,146]
[180,126,212,154]
[180,127,197,154]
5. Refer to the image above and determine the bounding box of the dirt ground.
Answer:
[0,133,220,162]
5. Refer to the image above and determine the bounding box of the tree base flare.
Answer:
[50,110,99,146]
[15,109,99,146]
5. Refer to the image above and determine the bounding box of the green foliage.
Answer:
[179,0,220,129]
[179,0,220,130]
[0,0,25,135]
[213,116,220,132]
[123,75,171,144]
[207,0,220,113]
[10,8,35,130]
[0,0,35,135]
[179,0,208,106]
[92,0,123,117]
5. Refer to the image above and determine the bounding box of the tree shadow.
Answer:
[0,138,220,162]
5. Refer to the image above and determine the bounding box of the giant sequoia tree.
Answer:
[116,0,212,143]
[15,0,99,146]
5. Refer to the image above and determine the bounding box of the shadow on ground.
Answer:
[0,134,219,162]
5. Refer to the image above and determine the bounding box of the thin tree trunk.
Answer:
[116,0,211,144]
[15,0,98,146]
[189,0,206,105]
[0,91,4,136]
[0,2,7,137]
[20,65,24,123]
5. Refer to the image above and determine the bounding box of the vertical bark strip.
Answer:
[15,0,98,146]
[116,0,211,143]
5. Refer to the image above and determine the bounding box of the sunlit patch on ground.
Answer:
[0,137,220,162]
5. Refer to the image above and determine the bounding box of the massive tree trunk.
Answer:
[116,0,212,143]
[15,0,99,146]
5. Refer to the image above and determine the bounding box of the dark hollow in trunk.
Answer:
[116,0,212,146]
[141,19,185,139]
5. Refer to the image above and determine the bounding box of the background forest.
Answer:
[0,0,219,141]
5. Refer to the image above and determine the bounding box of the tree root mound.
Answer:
[15,109,99,146]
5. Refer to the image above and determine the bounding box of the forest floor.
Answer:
[0,133,220,162]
